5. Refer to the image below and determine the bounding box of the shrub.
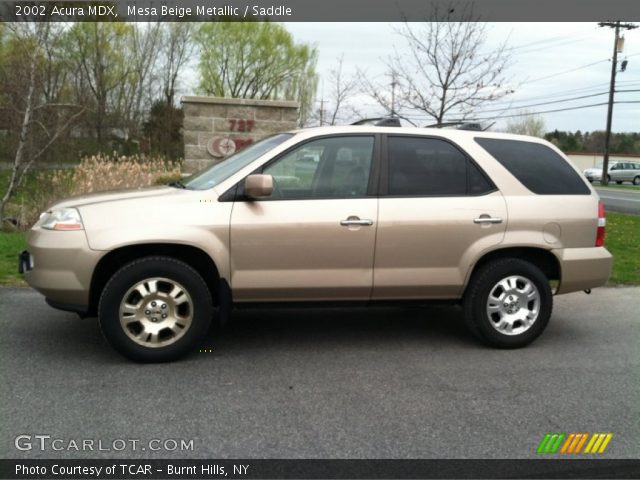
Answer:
[71,153,181,194]
[7,153,181,230]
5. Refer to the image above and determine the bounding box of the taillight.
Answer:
[595,200,606,247]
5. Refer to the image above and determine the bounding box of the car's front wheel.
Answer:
[99,256,213,362]
[463,258,552,348]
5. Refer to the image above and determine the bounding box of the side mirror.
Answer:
[244,174,273,198]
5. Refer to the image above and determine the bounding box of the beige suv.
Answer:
[20,127,613,362]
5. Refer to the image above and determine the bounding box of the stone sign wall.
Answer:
[181,96,299,173]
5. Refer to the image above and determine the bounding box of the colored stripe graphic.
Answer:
[567,433,587,454]
[539,433,613,454]
[585,433,613,454]
[537,433,565,454]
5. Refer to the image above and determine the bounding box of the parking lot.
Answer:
[0,286,638,459]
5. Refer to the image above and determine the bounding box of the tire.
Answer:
[463,258,552,348]
[99,256,213,362]
[633,176,640,186]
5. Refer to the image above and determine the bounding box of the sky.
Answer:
[280,22,640,132]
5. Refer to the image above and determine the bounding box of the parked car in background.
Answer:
[583,162,619,183]
[608,161,640,185]
[20,126,613,362]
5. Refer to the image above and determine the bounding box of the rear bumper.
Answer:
[553,247,613,294]
[22,228,101,308]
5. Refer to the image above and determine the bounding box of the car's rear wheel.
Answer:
[99,256,212,362]
[633,176,640,186]
[463,258,552,348]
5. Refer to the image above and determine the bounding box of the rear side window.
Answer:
[475,138,590,195]
[387,136,494,196]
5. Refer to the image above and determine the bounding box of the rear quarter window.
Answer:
[475,138,590,195]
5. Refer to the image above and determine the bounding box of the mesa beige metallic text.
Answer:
[20,126,613,361]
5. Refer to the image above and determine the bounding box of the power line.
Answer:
[510,36,596,56]
[451,100,639,122]
[469,89,639,115]
[499,29,597,54]
[470,91,608,114]
[519,59,610,85]
[512,52,640,86]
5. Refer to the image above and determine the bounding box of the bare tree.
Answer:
[358,67,416,124]
[390,4,513,124]
[324,54,360,125]
[0,23,85,223]
[159,23,196,107]
[122,23,163,138]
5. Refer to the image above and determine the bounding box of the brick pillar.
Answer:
[181,96,299,173]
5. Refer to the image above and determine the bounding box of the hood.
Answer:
[48,186,180,210]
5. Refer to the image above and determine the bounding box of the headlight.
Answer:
[40,208,84,231]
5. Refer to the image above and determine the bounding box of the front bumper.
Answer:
[553,247,613,294]
[21,228,102,308]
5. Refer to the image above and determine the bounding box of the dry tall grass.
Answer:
[10,153,181,229]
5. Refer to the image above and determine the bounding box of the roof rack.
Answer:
[425,121,487,131]
[351,117,402,127]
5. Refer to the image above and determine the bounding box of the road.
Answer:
[0,287,638,459]
[596,187,640,214]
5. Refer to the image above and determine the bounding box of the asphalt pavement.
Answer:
[0,287,638,459]
[595,187,640,214]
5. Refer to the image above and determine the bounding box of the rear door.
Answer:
[230,134,380,302]
[372,135,507,300]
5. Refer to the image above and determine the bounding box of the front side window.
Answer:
[387,136,494,196]
[261,136,375,199]
[184,133,294,190]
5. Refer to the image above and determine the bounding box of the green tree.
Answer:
[143,101,184,159]
[196,22,317,125]
[66,22,134,143]
[0,24,84,223]
[505,112,546,138]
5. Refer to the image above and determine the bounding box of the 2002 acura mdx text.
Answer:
[19,126,613,362]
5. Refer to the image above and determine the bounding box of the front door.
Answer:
[230,135,379,302]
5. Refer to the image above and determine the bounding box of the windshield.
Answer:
[183,133,294,190]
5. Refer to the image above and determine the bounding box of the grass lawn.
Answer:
[0,232,26,286]
[605,212,640,285]
[593,183,640,191]
[0,213,638,288]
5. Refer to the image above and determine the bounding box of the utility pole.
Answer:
[598,21,638,185]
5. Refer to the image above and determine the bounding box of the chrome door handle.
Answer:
[340,217,374,227]
[473,217,503,224]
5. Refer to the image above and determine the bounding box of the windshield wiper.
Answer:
[169,180,186,189]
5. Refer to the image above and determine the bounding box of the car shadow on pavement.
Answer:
[11,300,583,363]
[207,304,479,353]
